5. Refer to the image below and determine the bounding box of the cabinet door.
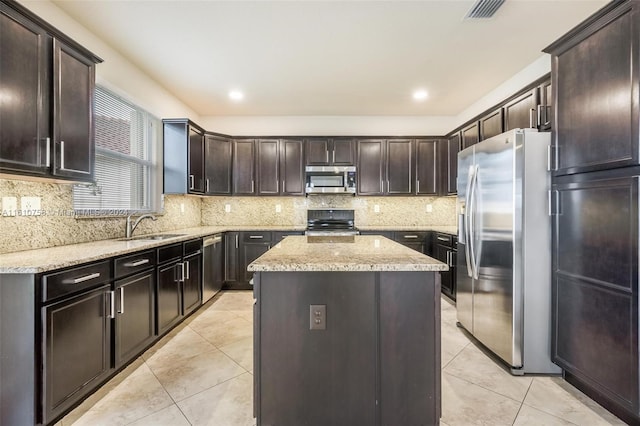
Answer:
[435,244,454,300]
[42,285,112,423]
[441,135,459,195]
[539,79,552,131]
[332,139,355,165]
[504,89,538,132]
[157,262,182,335]
[387,139,413,195]
[115,271,155,367]
[554,8,636,174]
[416,139,438,195]
[233,139,256,194]
[479,108,504,141]
[188,127,205,194]
[552,175,638,414]
[0,5,50,175]
[52,39,95,181]
[306,138,330,165]
[224,232,239,283]
[461,122,479,150]
[257,139,280,195]
[183,254,202,315]
[205,135,232,194]
[357,139,385,195]
[280,139,304,195]
[241,242,271,283]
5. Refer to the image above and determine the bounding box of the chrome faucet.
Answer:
[125,214,158,238]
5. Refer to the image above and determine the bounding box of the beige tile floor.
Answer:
[58,291,627,426]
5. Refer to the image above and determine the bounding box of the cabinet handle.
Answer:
[276,179,279,193]
[437,236,449,242]
[251,180,255,193]
[404,235,419,239]
[387,179,390,193]
[249,235,264,239]
[107,290,115,319]
[282,180,285,193]
[189,175,195,190]
[60,141,66,170]
[332,149,336,163]
[206,179,210,193]
[45,137,51,167]
[184,260,190,280]
[118,286,125,314]
[537,105,543,128]
[175,262,185,282]
[64,272,100,284]
[446,251,451,266]
[125,259,149,267]
[235,234,239,249]
[416,180,420,194]
[326,150,329,163]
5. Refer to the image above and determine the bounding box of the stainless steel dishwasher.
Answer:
[202,234,224,302]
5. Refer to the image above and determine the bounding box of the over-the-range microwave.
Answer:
[305,166,356,194]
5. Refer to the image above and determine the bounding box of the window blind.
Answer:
[73,86,161,216]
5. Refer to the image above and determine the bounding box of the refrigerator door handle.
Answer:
[464,165,475,277]
[468,165,479,280]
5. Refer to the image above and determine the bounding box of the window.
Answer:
[73,86,162,216]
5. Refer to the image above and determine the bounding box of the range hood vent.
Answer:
[464,0,505,19]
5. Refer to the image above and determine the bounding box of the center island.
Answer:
[248,235,448,426]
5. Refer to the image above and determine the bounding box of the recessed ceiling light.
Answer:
[413,90,428,101]
[229,90,244,101]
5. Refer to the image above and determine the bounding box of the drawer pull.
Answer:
[249,235,264,239]
[65,272,100,284]
[125,259,150,267]
[403,235,419,239]
[437,236,449,242]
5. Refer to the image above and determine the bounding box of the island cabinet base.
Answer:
[253,271,441,426]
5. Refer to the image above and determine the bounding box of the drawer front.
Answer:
[42,260,112,302]
[272,231,304,242]
[434,233,453,247]
[242,231,272,243]
[395,231,430,243]
[158,243,182,265]
[184,239,202,256]
[115,250,156,279]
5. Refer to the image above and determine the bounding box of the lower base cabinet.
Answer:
[42,284,113,424]
[183,251,202,316]
[157,260,183,335]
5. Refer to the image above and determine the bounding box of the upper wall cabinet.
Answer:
[0,1,102,182]
[204,134,232,195]
[233,139,256,195]
[163,119,205,195]
[254,138,305,196]
[503,88,539,132]
[545,1,638,176]
[306,138,354,166]
[438,136,459,196]
[415,139,438,196]
[357,139,414,196]
[479,107,504,141]
[461,122,480,150]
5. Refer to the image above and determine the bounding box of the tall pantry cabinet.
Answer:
[543,1,640,423]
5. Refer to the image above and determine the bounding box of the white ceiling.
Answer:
[51,0,608,117]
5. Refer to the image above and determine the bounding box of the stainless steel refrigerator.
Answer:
[457,129,560,375]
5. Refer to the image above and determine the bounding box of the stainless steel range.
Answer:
[305,209,359,236]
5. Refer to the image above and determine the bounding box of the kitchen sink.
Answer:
[119,233,187,241]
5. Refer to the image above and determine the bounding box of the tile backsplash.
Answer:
[0,179,201,255]
[201,195,456,228]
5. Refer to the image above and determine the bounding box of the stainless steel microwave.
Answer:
[305,166,356,194]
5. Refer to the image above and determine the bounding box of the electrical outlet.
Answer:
[374,204,380,213]
[426,204,433,213]
[225,204,232,213]
[2,197,17,217]
[21,196,41,215]
[180,203,185,213]
[309,305,326,330]
[275,204,282,213]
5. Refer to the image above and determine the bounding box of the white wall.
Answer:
[20,0,199,121]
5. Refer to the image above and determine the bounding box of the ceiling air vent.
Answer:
[464,0,505,19]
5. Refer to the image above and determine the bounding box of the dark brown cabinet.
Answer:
[394,231,430,253]
[306,138,355,166]
[0,1,101,181]
[439,135,459,195]
[416,139,438,195]
[156,245,183,335]
[538,79,552,131]
[183,250,202,316]
[241,234,271,283]
[357,139,386,195]
[204,134,232,194]
[257,139,280,195]
[387,139,414,195]
[280,139,305,195]
[256,139,304,196]
[224,232,240,285]
[461,122,480,150]
[503,88,538,132]
[479,108,504,141]
[358,139,413,195]
[433,232,457,301]
[163,119,206,195]
[545,2,640,423]
[233,139,256,195]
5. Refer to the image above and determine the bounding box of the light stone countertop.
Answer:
[248,235,448,272]
[358,225,458,235]
[0,225,306,274]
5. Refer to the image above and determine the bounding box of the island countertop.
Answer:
[248,235,448,272]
